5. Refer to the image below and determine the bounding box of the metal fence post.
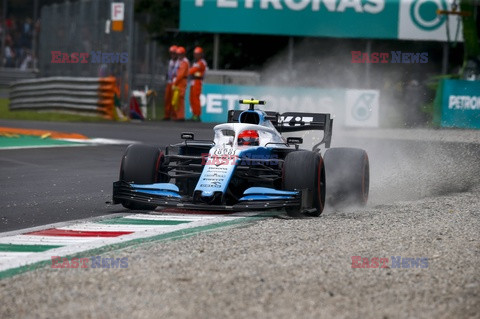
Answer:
[1,0,7,67]
[126,0,134,106]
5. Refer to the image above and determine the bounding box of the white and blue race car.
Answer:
[112,99,369,217]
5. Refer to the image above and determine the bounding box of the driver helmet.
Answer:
[238,130,259,146]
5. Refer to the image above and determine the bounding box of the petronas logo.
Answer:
[410,0,447,31]
[352,93,374,121]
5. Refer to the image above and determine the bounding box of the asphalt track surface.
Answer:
[0,120,214,232]
[0,119,479,318]
[1,119,479,232]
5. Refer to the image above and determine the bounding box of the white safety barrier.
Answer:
[9,76,117,119]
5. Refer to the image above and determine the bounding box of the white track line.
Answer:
[0,137,135,151]
[58,223,186,232]
[125,214,217,221]
[59,138,136,145]
[0,252,34,258]
[0,144,87,150]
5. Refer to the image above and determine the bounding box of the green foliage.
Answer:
[421,73,459,124]
[135,0,179,36]
[424,74,459,91]
[460,0,480,61]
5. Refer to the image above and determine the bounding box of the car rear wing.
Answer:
[227,110,279,124]
[227,110,333,149]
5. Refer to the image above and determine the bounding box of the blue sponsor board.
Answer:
[436,79,480,129]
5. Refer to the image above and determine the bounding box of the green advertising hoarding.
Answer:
[435,79,480,129]
[180,0,462,41]
[181,0,397,38]
[185,83,380,127]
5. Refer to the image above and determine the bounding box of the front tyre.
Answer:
[324,147,369,208]
[119,144,164,210]
[283,151,325,217]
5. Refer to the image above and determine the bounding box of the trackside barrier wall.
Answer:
[434,79,480,129]
[185,83,380,128]
[9,77,117,119]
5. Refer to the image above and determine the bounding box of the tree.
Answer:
[135,0,179,36]
[460,0,480,79]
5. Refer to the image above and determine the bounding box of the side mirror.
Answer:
[181,132,194,140]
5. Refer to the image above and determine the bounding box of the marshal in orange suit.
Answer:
[171,46,189,121]
[188,47,207,121]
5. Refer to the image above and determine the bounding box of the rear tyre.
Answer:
[119,144,164,210]
[283,151,325,217]
[324,147,369,208]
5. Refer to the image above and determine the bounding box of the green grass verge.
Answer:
[0,98,109,122]
[0,93,166,122]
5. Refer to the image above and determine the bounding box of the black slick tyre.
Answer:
[283,151,325,217]
[323,147,369,208]
[119,144,164,210]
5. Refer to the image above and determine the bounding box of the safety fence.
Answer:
[0,69,37,87]
[9,77,117,119]
[205,70,260,86]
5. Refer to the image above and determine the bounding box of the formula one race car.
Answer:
[112,99,369,217]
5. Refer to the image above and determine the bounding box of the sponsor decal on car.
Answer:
[278,115,314,125]
[201,153,279,166]
[202,154,237,166]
